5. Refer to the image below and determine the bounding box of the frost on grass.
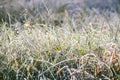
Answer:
[0,3,120,80]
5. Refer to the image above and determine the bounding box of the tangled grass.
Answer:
[0,9,120,80]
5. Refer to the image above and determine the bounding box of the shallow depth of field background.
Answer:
[0,0,120,80]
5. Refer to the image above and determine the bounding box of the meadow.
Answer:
[0,1,120,80]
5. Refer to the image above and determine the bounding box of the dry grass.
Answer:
[0,8,120,80]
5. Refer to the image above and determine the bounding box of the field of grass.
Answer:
[0,7,120,80]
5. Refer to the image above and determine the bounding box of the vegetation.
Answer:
[0,1,120,80]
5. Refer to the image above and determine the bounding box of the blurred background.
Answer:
[0,0,120,22]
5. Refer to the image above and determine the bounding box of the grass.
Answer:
[0,8,120,80]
